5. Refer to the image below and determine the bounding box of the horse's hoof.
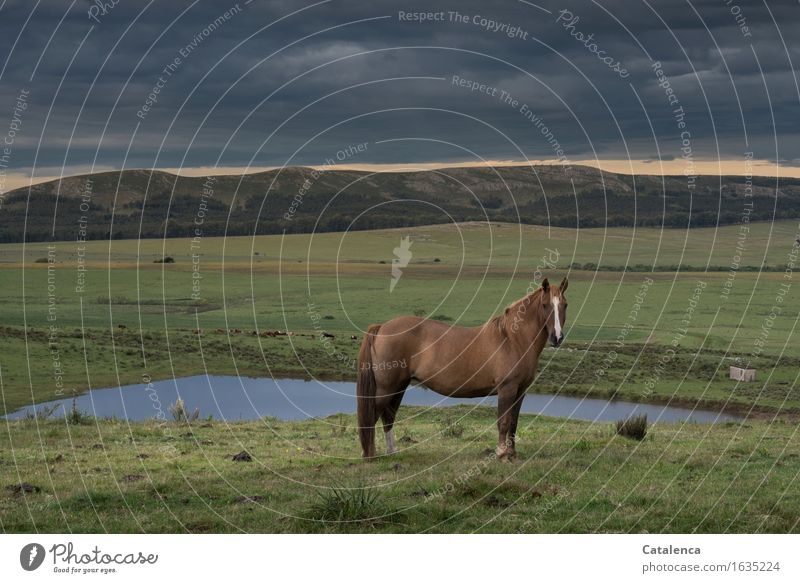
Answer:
[495,446,517,462]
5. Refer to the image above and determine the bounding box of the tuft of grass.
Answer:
[24,402,62,421]
[616,414,648,440]
[169,398,200,423]
[95,294,131,305]
[329,414,348,437]
[306,486,389,524]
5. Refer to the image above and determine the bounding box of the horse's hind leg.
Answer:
[380,380,409,455]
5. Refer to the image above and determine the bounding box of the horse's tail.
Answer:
[357,324,381,459]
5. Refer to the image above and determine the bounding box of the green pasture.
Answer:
[0,221,797,414]
[1,409,797,533]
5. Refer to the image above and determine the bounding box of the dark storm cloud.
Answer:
[0,0,798,174]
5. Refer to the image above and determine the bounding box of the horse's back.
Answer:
[374,316,480,351]
[371,316,501,396]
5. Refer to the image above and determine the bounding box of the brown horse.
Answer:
[356,277,568,460]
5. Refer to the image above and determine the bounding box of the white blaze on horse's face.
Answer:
[553,297,562,338]
[551,296,564,347]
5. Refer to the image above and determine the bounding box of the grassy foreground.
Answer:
[1,408,798,533]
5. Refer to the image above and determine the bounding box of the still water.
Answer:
[4,375,741,424]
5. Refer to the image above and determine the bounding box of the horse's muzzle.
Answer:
[550,333,564,347]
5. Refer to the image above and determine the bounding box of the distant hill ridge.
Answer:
[1,164,797,243]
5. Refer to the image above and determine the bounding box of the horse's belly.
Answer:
[412,360,498,398]
[416,378,498,398]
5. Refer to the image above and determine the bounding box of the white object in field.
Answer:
[730,366,756,382]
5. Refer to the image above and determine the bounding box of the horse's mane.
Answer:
[487,287,544,337]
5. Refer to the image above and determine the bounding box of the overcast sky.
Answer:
[1,0,798,182]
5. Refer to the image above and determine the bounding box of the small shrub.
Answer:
[66,398,92,425]
[432,314,452,322]
[323,315,335,320]
[439,418,465,438]
[34,257,49,263]
[433,257,441,262]
[169,398,199,423]
[154,256,175,264]
[616,414,648,441]
[307,486,388,524]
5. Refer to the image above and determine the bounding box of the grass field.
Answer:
[0,221,798,415]
[1,221,799,534]
[2,409,798,533]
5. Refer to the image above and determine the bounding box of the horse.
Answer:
[356,277,568,461]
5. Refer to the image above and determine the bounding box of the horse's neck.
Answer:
[519,316,548,354]
[510,295,548,356]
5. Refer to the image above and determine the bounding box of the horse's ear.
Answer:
[541,278,550,293]
[560,277,568,293]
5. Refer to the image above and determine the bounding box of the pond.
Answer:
[4,375,742,424]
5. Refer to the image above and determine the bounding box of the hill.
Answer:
[1,164,799,242]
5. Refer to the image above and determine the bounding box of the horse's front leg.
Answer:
[506,386,527,460]
[495,383,521,461]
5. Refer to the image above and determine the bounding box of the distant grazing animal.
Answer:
[357,277,568,461]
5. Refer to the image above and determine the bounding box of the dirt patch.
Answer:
[483,494,510,508]
[233,495,265,504]
[232,451,253,462]
[121,474,144,483]
[6,482,41,495]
